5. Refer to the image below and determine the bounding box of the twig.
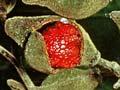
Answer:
[93,51,120,89]
[0,45,35,89]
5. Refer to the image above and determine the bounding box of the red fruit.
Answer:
[42,21,83,68]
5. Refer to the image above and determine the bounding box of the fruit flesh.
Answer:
[42,21,82,68]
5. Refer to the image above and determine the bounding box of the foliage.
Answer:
[0,0,120,90]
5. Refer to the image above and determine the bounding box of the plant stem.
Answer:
[0,45,35,89]
[98,58,120,77]
[97,57,120,89]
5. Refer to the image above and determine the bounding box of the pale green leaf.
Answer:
[40,69,98,90]
[25,32,53,73]
[5,16,60,47]
[110,11,120,33]
[22,0,110,19]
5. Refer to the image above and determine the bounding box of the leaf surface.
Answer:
[22,0,110,19]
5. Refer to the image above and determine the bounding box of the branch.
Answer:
[0,45,35,89]
[92,51,120,89]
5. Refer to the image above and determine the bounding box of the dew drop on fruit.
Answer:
[60,18,69,24]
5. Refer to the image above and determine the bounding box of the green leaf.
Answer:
[5,16,61,73]
[22,0,110,19]
[110,11,120,33]
[7,79,26,90]
[5,16,61,47]
[76,22,98,67]
[25,32,53,73]
[39,69,98,90]
[5,17,34,47]
[5,16,100,70]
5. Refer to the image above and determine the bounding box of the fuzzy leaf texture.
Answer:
[28,69,98,90]
[5,16,100,72]
[25,32,53,73]
[110,11,120,33]
[41,69,98,90]
[5,16,61,47]
[22,0,110,19]
[5,16,61,73]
